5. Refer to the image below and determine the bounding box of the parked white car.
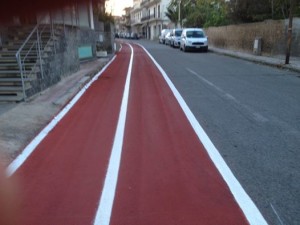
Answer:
[170,29,183,48]
[180,28,208,52]
[159,29,171,44]
[164,32,172,45]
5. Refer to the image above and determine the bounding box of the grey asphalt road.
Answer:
[136,40,300,225]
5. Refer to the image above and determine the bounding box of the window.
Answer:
[175,30,182,36]
[154,7,156,18]
[158,5,160,18]
[186,30,204,38]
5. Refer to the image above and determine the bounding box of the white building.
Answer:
[131,0,173,40]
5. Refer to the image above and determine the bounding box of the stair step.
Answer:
[0,94,24,102]
[0,77,34,82]
[0,86,23,91]
[1,50,38,55]
[0,66,34,71]
[0,66,19,70]
[0,70,33,74]
[0,55,38,60]
[0,63,35,67]
[0,57,17,61]
[0,55,37,59]
[0,62,19,66]
[0,59,37,65]
[0,81,31,90]
[3,42,52,50]
[2,46,37,51]
[0,67,33,72]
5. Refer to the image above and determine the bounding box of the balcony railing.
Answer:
[141,0,150,6]
[131,18,142,25]
[140,0,160,7]
[141,13,164,22]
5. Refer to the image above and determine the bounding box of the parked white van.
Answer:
[159,29,171,44]
[180,28,208,52]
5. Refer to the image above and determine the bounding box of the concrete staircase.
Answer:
[0,25,59,102]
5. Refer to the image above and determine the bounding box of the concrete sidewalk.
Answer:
[0,56,112,166]
[209,46,300,74]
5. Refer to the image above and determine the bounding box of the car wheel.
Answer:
[204,46,208,52]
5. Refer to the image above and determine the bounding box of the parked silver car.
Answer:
[164,32,172,45]
[159,29,171,44]
[170,29,183,48]
[180,28,208,52]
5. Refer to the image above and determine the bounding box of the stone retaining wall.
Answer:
[28,26,99,97]
[205,18,300,56]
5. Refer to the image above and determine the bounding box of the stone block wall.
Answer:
[28,25,99,97]
[78,27,98,56]
[205,18,300,56]
[41,26,80,90]
[0,26,8,49]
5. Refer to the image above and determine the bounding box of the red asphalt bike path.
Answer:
[12,45,131,224]
[10,43,251,224]
[109,44,249,225]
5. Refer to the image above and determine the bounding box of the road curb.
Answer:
[52,56,113,107]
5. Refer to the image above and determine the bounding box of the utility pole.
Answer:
[178,0,181,28]
[285,0,294,64]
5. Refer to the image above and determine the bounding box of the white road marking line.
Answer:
[186,67,269,123]
[6,55,117,177]
[138,44,268,225]
[270,203,285,225]
[253,112,269,123]
[225,93,237,101]
[93,43,133,225]
[186,68,223,92]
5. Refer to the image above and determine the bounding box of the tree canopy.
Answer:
[165,0,300,28]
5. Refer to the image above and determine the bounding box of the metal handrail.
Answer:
[15,24,39,59]
[15,17,54,100]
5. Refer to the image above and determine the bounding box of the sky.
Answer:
[105,0,133,16]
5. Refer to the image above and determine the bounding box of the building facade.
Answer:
[131,0,173,40]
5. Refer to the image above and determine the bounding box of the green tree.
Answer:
[165,0,191,27]
[184,0,229,28]
[271,0,300,19]
[165,2,178,27]
[227,0,300,23]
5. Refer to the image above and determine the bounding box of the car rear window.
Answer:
[186,30,204,38]
[175,30,182,36]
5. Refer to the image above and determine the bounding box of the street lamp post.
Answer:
[178,0,181,28]
[285,0,294,64]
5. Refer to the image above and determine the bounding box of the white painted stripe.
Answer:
[137,44,268,225]
[93,44,133,225]
[186,68,223,93]
[270,203,284,225]
[186,67,269,123]
[6,55,117,177]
